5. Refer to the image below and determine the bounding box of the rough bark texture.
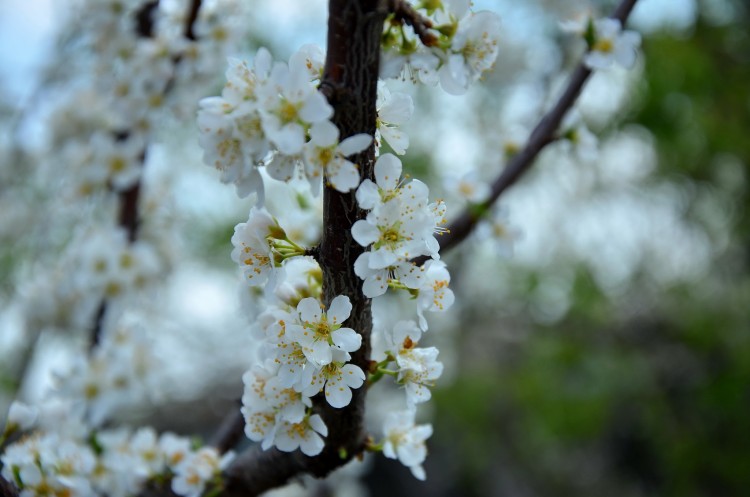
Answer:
[316,0,385,473]
[0,477,17,497]
[224,1,388,494]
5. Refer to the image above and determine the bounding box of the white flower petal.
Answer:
[380,126,410,155]
[439,57,468,95]
[310,120,339,147]
[379,92,413,125]
[299,433,325,456]
[332,327,362,352]
[356,179,380,210]
[329,160,360,192]
[351,220,380,247]
[409,464,427,481]
[328,295,352,323]
[309,414,328,437]
[325,376,353,408]
[297,297,322,322]
[300,92,333,123]
[363,272,388,298]
[338,133,372,156]
[271,122,306,155]
[374,153,402,191]
[341,364,366,388]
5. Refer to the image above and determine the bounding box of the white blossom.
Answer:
[303,121,372,194]
[416,260,455,330]
[352,199,435,268]
[444,171,490,204]
[287,295,362,367]
[241,364,278,448]
[230,207,279,288]
[257,60,333,155]
[382,409,433,481]
[387,321,444,406]
[273,414,328,456]
[376,85,413,155]
[354,251,425,298]
[584,18,641,70]
[5,402,38,432]
[159,432,193,470]
[439,11,502,95]
[171,447,234,497]
[299,349,366,408]
[476,205,522,258]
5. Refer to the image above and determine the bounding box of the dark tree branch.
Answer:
[118,180,143,242]
[0,476,17,497]
[437,0,640,255]
[184,0,203,40]
[208,403,245,454]
[135,0,160,38]
[388,0,438,47]
[219,1,388,495]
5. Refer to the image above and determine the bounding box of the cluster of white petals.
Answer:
[241,296,365,456]
[0,0,249,495]
[227,194,368,458]
[352,153,453,329]
[0,425,232,497]
[582,18,642,70]
[386,321,444,406]
[198,46,373,201]
[382,408,433,481]
[351,152,451,478]
[53,317,157,427]
[376,85,414,155]
[380,1,501,95]
[18,225,166,334]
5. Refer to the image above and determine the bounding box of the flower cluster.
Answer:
[49,0,248,200]
[197,46,372,201]
[0,426,232,497]
[54,316,157,427]
[1,0,250,495]
[380,0,502,95]
[382,408,434,480]
[20,226,165,333]
[241,295,365,456]
[562,16,641,70]
[230,207,308,289]
[352,153,454,330]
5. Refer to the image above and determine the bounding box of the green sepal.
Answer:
[584,17,597,49]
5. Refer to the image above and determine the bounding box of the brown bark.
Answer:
[223,1,388,494]
[315,0,385,474]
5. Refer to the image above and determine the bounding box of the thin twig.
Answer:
[388,0,438,46]
[184,0,202,40]
[437,0,640,255]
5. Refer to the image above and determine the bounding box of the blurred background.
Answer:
[1,0,748,496]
